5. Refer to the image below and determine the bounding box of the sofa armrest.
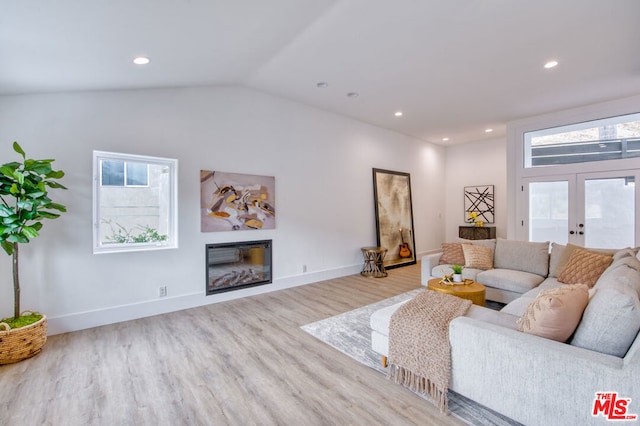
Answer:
[449,316,637,426]
[420,252,442,285]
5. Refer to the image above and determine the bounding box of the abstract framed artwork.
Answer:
[372,168,416,269]
[464,185,495,224]
[201,170,275,232]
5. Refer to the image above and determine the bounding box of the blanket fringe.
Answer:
[387,364,448,413]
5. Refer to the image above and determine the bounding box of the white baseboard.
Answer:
[46,263,362,335]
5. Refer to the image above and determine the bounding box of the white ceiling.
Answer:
[2,0,640,145]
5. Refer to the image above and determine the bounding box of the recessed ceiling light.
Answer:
[442,137,449,142]
[394,111,403,117]
[316,82,328,88]
[346,92,359,98]
[133,56,150,65]
[485,128,493,133]
[544,60,558,69]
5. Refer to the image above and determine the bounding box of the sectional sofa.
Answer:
[370,238,640,426]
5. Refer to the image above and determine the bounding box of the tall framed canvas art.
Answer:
[372,168,416,269]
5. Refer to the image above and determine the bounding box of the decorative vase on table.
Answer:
[453,273,463,283]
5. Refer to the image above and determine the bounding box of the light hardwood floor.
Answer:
[0,262,464,426]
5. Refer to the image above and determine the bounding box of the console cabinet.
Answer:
[459,226,496,240]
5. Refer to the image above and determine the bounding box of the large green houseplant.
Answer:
[0,141,66,364]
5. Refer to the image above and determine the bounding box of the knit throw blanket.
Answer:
[387,290,472,413]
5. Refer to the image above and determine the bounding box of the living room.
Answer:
[1,1,640,424]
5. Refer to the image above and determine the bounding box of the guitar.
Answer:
[398,228,412,258]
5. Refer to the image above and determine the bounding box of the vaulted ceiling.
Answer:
[2,0,640,144]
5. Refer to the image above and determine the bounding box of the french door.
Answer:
[521,170,640,248]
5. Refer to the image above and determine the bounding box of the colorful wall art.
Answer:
[201,170,275,232]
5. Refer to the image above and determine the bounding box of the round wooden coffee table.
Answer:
[427,278,486,306]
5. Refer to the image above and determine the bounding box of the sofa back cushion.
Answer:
[569,256,640,357]
[494,238,550,277]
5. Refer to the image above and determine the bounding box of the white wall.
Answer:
[0,86,446,334]
[444,137,507,242]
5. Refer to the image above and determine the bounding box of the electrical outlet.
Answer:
[159,286,167,297]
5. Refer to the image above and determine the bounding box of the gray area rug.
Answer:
[301,289,521,426]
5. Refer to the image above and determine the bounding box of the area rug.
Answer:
[301,289,521,426]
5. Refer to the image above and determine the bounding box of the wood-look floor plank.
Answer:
[0,262,463,426]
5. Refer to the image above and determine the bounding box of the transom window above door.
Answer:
[524,112,640,168]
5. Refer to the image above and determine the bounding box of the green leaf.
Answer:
[7,234,28,243]
[0,205,13,217]
[28,163,53,175]
[0,164,19,178]
[2,216,19,225]
[25,191,46,199]
[1,240,14,255]
[31,222,43,231]
[46,170,65,179]
[46,202,67,212]
[45,181,67,190]
[21,226,39,239]
[12,141,26,158]
[36,211,60,219]
[17,199,34,210]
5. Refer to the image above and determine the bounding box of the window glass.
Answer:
[93,151,178,254]
[101,160,124,186]
[524,113,640,168]
[125,161,148,186]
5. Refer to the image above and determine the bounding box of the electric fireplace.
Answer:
[206,240,272,295]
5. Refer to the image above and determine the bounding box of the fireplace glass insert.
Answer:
[206,240,272,295]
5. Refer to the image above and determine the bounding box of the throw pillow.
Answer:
[557,248,613,287]
[552,243,618,277]
[439,242,466,265]
[517,284,589,342]
[462,244,493,270]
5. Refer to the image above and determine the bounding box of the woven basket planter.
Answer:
[0,313,47,365]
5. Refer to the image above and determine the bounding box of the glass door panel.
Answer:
[529,181,569,244]
[580,175,636,249]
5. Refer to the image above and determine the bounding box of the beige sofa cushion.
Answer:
[477,269,545,295]
[517,284,589,342]
[494,238,549,277]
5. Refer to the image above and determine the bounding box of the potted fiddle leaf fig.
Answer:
[0,141,67,364]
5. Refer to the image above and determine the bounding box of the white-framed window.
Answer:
[93,151,178,254]
[524,112,640,168]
